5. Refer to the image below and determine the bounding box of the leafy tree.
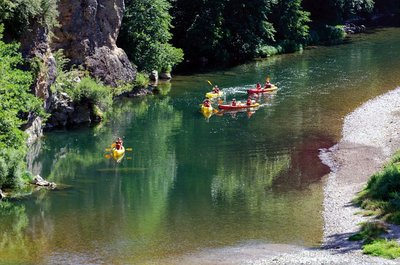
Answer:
[171,0,276,64]
[118,0,183,72]
[0,25,44,188]
[0,0,58,38]
[271,0,311,43]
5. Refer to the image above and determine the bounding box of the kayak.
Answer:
[111,146,125,162]
[218,103,260,110]
[200,105,214,118]
[205,91,223,99]
[201,105,213,113]
[247,85,277,94]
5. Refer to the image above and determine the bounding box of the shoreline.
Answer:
[162,88,400,264]
[322,87,400,248]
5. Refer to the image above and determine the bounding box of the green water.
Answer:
[2,28,400,264]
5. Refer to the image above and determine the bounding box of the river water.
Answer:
[2,28,400,265]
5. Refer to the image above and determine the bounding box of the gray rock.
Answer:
[31,175,56,188]
[52,0,137,86]
[24,116,44,145]
[149,70,159,81]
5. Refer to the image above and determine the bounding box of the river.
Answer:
[1,28,400,265]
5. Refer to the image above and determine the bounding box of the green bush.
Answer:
[72,77,113,110]
[349,221,388,243]
[318,25,347,44]
[363,239,400,259]
[366,165,400,201]
[0,25,45,189]
[51,50,113,111]
[133,72,149,89]
[256,45,281,57]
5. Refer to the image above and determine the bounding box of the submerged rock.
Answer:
[159,72,172,80]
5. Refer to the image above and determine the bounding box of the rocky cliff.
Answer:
[52,0,136,87]
[22,0,137,142]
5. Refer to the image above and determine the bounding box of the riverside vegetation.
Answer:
[351,153,400,259]
[0,0,399,194]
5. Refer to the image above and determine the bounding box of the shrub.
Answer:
[317,25,347,44]
[72,77,113,110]
[51,50,113,111]
[363,239,400,259]
[0,25,45,189]
[256,45,280,57]
[349,221,388,243]
[133,72,149,89]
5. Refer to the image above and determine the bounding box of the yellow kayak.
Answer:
[200,105,214,118]
[205,91,223,99]
[111,146,125,162]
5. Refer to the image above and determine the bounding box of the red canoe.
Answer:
[247,85,277,94]
[218,103,260,110]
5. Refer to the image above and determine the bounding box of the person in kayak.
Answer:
[264,80,272,88]
[246,98,253,106]
[115,137,123,150]
[231,98,237,106]
[256,83,262,90]
[203,98,211,107]
[213,86,220,94]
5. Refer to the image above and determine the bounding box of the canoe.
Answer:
[247,85,277,94]
[111,146,125,162]
[205,91,223,99]
[218,103,260,110]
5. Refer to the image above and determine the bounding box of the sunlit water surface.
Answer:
[2,28,400,264]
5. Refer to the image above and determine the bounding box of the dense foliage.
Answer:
[0,0,58,38]
[0,25,44,189]
[118,0,184,73]
[350,153,400,258]
[168,0,394,67]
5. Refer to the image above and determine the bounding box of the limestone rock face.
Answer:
[52,0,136,86]
[20,22,57,109]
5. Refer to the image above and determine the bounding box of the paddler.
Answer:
[246,98,253,106]
[203,98,211,107]
[264,80,272,88]
[213,85,220,94]
[115,137,123,150]
[231,98,237,106]
[256,83,262,90]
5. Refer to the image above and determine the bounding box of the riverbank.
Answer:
[160,87,400,264]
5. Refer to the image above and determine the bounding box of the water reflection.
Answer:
[3,28,400,264]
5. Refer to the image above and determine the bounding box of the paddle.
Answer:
[207,80,213,87]
[105,147,133,152]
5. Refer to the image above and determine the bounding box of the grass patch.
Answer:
[351,151,400,259]
[363,239,400,259]
[349,221,388,243]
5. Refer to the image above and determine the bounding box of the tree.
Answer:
[271,0,311,43]
[118,0,183,72]
[0,25,44,188]
[171,0,276,65]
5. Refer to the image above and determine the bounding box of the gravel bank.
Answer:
[162,88,400,264]
[323,87,400,250]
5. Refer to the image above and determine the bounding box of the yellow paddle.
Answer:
[207,80,213,87]
[105,147,133,152]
